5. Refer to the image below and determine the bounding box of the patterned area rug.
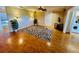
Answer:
[22,25,52,41]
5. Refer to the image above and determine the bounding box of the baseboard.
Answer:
[65,32,70,34]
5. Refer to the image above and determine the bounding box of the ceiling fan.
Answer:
[38,6,47,11]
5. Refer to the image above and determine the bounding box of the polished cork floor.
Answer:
[0,26,79,53]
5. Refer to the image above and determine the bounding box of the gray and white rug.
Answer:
[22,25,52,41]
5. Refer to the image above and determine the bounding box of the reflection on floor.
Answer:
[67,33,79,52]
[0,26,79,53]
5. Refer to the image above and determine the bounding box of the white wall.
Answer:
[63,10,73,33]
[44,12,59,28]
[44,12,53,26]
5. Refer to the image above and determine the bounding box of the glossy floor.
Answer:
[0,27,79,53]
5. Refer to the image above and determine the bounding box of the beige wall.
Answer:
[44,12,59,27]
[6,6,69,31]
[29,10,45,25]
[6,6,46,32]
[63,9,73,33]
[35,11,45,25]
[65,11,73,32]
[6,6,45,25]
[44,11,66,29]
[6,6,29,21]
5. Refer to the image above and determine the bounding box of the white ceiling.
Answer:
[20,6,73,12]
